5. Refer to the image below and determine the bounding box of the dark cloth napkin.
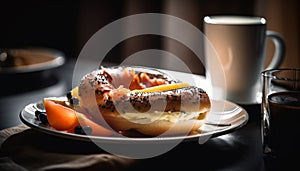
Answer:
[0,124,135,171]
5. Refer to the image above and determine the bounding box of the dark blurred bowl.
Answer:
[0,47,65,95]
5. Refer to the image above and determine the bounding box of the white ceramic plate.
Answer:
[19,99,248,144]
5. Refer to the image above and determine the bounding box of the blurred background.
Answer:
[0,0,299,74]
[0,0,299,130]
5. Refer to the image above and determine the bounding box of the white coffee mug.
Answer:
[203,15,285,104]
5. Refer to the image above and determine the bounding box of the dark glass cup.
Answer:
[261,68,300,170]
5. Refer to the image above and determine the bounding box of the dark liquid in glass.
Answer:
[264,91,300,170]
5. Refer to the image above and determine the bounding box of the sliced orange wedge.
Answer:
[44,99,114,136]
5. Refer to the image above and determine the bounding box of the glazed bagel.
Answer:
[77,66,211,136]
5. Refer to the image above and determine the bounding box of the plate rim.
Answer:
[0,47,65,74]
[19,99,249,144]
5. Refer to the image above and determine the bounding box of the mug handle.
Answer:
[265,31,286,70]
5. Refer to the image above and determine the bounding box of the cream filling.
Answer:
[120,111,201,124]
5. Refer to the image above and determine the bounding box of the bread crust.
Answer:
[101,112,207,136]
